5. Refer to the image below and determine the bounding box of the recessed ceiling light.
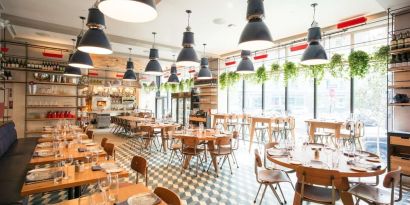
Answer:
[213,18,226,25]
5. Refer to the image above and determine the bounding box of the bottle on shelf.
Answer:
[396,54,403,67]
[402,53,409,67]
[398,33,405,49]
[391,34,398,50]
[405,31,410,48]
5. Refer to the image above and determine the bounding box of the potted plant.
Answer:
[372,45,389,73]
[328,53,347,78]
[254,64,269,84]
[270,63,280,81]
[348,50,370,78]
[283,61,298,85]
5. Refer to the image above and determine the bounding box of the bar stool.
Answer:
[226,114,239,132]
[237,114,250,140]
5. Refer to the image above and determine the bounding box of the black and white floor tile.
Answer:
[29,132,410,205]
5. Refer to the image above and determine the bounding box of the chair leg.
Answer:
[167,150,175,167]
[277,184,287,204]
[259,185,268,205]
[232,152,239,168]
[254,184,262,203]
[285,172,295,190]
[227,155,233,174]
[195,156,199,177]
[269,184,283,205]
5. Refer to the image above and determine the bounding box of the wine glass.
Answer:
[108,173,119,203]
[98,175,111,204]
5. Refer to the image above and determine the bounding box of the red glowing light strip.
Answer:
[253,54,268,60]
[88,72,98,76]
[337,17,367,29]
[177,73,181,76]
[188,69,196,73]
[42,52,63,58]
[290,43,308,52]
[1,47,9,52]
[225,61,236,66]
[116,74,124,78]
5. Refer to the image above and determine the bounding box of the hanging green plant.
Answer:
[348,50,370,78]
[227,71,240,86]
[219,72,228,89]
[254,64,269,84]
[178,80,185,92]
[328,53,346,78]
[283,61,298,85]
[242,73,254,81]
[303,64,326,84]
[184,78,194,90]
[142,82,156,93]
[270,63,281,81]
[170,84,178,93]
[372,45,389,73]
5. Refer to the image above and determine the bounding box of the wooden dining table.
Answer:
[173,129,232,175]
[248,116,283,151]
[267,144,386,205]
[57,183,166,205]
[117,115,153,122]
[211,113,232,130]
[37,133,89,143]
[21,160,128,199]
[305,119,344,142]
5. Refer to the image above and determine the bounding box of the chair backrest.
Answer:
[383,166,401,188]
[154,187,182,205]
[101,137,108,148]
[181,137,201,154]
[264,142,278,168]
[286,116,295,130]
[86,130,94,139]
[103,143,115,159]
[354,121,365,138]
[254,149,263,176]
[131,155,148,186]
[139,125,153,136]
[296,166,341,204]
[215,136,232,154]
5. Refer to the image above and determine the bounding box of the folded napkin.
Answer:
[78,147,87,152]
[91,165,102,171]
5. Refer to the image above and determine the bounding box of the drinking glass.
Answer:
[331,150,340,169]
[98,175,111,204]
[53,164,63,184]
[108,173,119,203]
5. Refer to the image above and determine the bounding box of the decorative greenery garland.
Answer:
[348,50,370,78]
[283,61,298,85]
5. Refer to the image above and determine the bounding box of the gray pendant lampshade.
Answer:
[64,66,82,77]
[78,7,112,55]
[238,0,274,51]
[177,10,199,67]
[167,64,179,84]
[123,48,137,81]
[145,32,163,75]
[236,50,254,74]
[197,43,212,79]
[300,3,328,65]
[69,34,94,69]
[98,0,157,23]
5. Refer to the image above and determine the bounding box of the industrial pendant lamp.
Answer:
[238,0,274,51]
[98,0,158,23]
[168,55,179,84]
[177,10,199,67]
[69,16,94,69]
[64,41,83,77]
[78,5,112,55]
[197,43,212,80]
[236,50,254,74]
[301,3,328,65]
[144,32,163,75]
[123,48,137,81]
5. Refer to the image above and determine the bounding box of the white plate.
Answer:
[37,142,52,148]
[351,166,368,172]
[36,149,54,157]
[100,162,118,170]
[366,157,381,163]
[105,168,123,173]
[28,168,51,173]
[289,160,302,165]
[85,142,97,146]
[127,193,159,205]
[41,134,51,138]
[81,139,93,144]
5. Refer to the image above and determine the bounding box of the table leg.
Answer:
[223,118,227,131]
[212,117,217,129]
[211,154,219,175]
[340,177,354,205]
[249,120,256,152]
[293,183,302,205]
[309,123,315,143]
[182,155,192,169]
[268,123,272,143]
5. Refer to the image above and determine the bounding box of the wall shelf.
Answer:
[26,106,77,108]
[389,103,410,106]
[26,94,77,97]
[26,118,75,121]
[4,67,65,74]
[390,47,410,54]
[388,66,410,72]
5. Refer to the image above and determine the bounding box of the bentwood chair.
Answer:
[154,187,182,205]
[103,143,115,160]
[254,149,290,205]
[208,136,234,176]
[348,167,402,205]
[295,166,341,205]
[131,155,148,186]
[181,136,205,176]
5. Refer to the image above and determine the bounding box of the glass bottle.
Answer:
[390,54,397,68]
[398,33,405,49]
[396,54,403,67]
[405,31,410,48]
[391,34,398,50]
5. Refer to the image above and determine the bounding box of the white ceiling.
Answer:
[0,0,392,58]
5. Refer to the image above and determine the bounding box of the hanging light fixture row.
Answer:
[64,50,82,77]
[123,48,137,81]
[144,32,163,75]
[68,16,94,69]
[177,10,199,67]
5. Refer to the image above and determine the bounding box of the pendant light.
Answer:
[301,3,328,65]
[168,55,179,84]
[236,50,254,74]
[238,0,274,51]
[144,32,163,75]
[197,43,212,80]
[69,16,94,69]
[177,10,199,67]
[78,6,112,55]
[98,0,157,23]
[64,41,83,77]
[123,48,137,81]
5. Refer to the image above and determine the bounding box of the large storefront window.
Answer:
[228,80,243,113]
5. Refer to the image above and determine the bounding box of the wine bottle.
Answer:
[391,34,398,50]
[405,31,410,48]
[398,33,405,49]
[397,54,403,67]
[390,55,396,68]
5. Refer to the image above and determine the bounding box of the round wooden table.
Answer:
[266,144,386,205]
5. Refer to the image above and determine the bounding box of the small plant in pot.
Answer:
[283,61,298,85]
[255,64,269,84]
[348,50,370,78]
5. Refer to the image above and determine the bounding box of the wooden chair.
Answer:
[263,142,295,190]
[154,187,181,205]
[167,130,182,167]
[138,125,158,153]
[271,117,286,142]
[283,116,295,140]
[208,136,234,176]
[103,143,115,160]
[181,136,205,176]
[226,114,239,132]
[131,155,148,186]
[254,149,290,205]
[295,166,341,205]
[100,137,108,148]
[86,130,94,140]
[348,167,402,205]
[231,131,240,168]
[353,121,365,150]
[160,126,177,152]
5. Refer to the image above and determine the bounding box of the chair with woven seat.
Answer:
[154,187,182,205]
[181,136,205,176]
[103,143,115,160]
[131,155,148,186]
[295,166,341,205]
[254,149,291,205]
[263,142,295,190]
[348,167,402,205]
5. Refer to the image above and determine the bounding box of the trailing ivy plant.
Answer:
[253,64,268,84]
[142,82,157,93]
[371,45,389,73]
[348,50,370,78]
[303,64,326,84]
[219,72,228,89]
[160,82,170,92]
[184,78,194,90]
[328,53,346,78]
[178,80,185,92]
[227,71,240,86]
[270,63,281,81]
[283,61,298,85]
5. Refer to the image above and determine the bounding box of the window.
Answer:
[228,80,243,113]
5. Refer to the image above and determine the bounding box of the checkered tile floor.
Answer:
[29,132,410,205]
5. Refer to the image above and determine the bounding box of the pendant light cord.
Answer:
[202,43,206,56]
[185,10,192,31]
[128,48,132,61]
[79,16,86,36]
[311,3,318,27]
[152,32,156,48]
[71,38,76,53]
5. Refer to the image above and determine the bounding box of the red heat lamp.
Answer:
[337,16,367,29]
[253,53,268,60]
[225,60,236,66]
[42,51,63,58]
[290,43,308,52]
[1,47,9,53]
